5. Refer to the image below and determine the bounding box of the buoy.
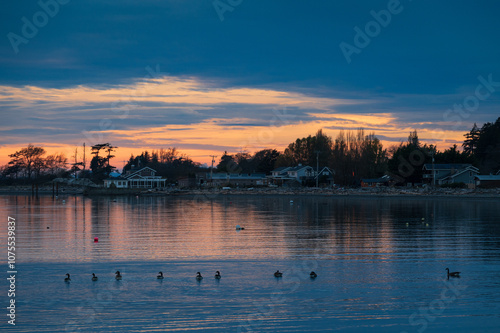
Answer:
[47,226,50,229]
[94,237,99,242]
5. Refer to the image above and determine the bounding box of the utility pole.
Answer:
[209,155,217,186]
[315,150,320,188]
[74,148,78,179]
[83,143,86,172]
[432,151,435,187]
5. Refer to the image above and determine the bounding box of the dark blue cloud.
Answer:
[1,0,499,94]
[1,0,500,151]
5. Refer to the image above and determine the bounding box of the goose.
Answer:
[92,273,98,281]
[157,271,164,279]
[446,268,460,278]
[310,271,318,278]
[215,271,221,279]
[64,273,71,282]
[115,271,122,280]
[196,272,203,280]
[274,270,283,278]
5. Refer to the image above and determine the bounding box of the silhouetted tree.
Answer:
[8,144,46,181]
[251,149,280,174]
[276,129,333,167]
[90,143,116,182]
[463,122,480,156]
[471,117,500,173]
[387,130,433,185]
[434,144,474,164]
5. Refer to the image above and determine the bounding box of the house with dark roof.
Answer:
[475,175,500,188]
[269,165,334,186]
[422,164,479,187]
[361,175,391,187]
[201,173,267,187]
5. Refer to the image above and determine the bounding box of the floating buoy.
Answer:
[94,237,99,242]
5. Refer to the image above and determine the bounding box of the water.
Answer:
[1,194,500,332]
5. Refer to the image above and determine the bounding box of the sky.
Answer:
[1,0,500,169]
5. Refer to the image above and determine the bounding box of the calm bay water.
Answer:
[1,194,500,332]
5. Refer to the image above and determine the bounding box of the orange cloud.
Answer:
[0,76,467,169]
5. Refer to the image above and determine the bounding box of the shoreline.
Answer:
[1,185,499,199]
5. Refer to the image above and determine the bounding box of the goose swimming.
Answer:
[64,273,71,282]
[310,271,317,278]
[92,273,98,281]
[446,268,460,278]
[274,270,283,278]
[115,271,122,280]
[196,272,203,280]
[215,271,221,279]
[157,271,164,279]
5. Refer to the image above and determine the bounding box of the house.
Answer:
[422,164,479,188]
[104,176,129,188]
[315,166,335,186]
[269,167,292,185]
[204,173,267,187]
[269,165,334,186]
[271,167,291,178]
[475,175,500,188]
[177,177,198,188]
[286,165,315,181]
[361,175,391,187]
[269,165,313,186]
[104,167,166,189]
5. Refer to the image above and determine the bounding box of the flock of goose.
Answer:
[64,268,460,282]
[63,270,319,282]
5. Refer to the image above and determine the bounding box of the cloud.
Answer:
[0,73,493,167]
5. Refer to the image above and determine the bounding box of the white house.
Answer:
[285,165,315,181]
[104,167,166,189]
[269,165,334,186]
[103,176,129,188]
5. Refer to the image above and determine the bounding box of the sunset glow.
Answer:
[0,77,468,168]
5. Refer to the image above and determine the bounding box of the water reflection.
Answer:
[0,194,499,264]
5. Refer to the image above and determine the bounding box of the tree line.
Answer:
[2,117,499,186]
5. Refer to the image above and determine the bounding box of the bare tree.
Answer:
[8,144,46,180]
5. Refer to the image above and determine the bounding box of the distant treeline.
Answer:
[2,117,499,186]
